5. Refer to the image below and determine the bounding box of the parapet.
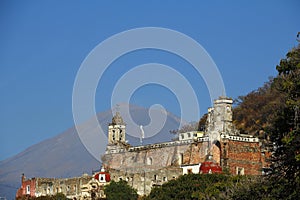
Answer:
[214,96,233,105]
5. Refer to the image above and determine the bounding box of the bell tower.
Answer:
[212,97,233,135]
[108,112,126,144]
[206,97,234,141]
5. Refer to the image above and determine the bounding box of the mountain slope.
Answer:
[0,105,181,199]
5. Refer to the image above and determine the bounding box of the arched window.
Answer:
[146,157,152,165]
[179,153,184,165]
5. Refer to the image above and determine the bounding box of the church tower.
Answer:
[108,112,126,144]
[212,97,233,135]
[206,97,234,141]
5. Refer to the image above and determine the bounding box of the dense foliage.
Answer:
[16,193,68,200]
[143,174,260,200]
[233,79,284,135]
[104,180,138,200]
[269,44,300,191]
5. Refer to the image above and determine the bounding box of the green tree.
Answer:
[144,174,251,200]
[104,180,138,200]
[269,44,300,197]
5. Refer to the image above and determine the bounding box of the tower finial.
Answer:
[115,104,120,114]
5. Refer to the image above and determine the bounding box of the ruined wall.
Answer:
[35,175,91,198]
[103,141,212,196]
[102,141,211,172]
[16,177,36,197]
[103,137,269,196]
[222,140,262,175]
[109,167,182,196]
[181,142,210,165]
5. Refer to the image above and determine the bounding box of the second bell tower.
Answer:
[108,112,126,145]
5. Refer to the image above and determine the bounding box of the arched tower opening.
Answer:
[108,112,126,145]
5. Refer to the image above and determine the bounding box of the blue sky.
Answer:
[0,0,299,160]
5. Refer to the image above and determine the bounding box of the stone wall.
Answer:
[103,141,209,196]
[109,167,182,196]
[34,175,91,198]
[102,141,213,171]
[102,137,270,195]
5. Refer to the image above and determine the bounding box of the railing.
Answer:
[221,134,259,142]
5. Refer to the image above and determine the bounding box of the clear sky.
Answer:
[0,0,299,160]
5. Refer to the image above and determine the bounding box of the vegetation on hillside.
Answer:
[142,174,258,200]
[269,44,300,189]
[233,78,284,135]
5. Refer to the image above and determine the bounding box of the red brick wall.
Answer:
[222,140,262,175]
[212,143,221,164]
[16,178,36,198]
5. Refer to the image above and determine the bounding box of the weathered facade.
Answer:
[16,169,110,200]
[102,97,271,196]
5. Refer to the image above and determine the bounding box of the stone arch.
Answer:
[212,140,221,164]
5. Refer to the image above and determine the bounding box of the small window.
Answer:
[236,167,244,175]
[163,177,167,182]
[100,174,105,182]
[154,175,158,180]
[146,157,152,165]
[187,169,192,174]
[26,185,30,194]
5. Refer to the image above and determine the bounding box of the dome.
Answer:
[199,155,222,174]
[94,168,111,183]
[111,112,124,125]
